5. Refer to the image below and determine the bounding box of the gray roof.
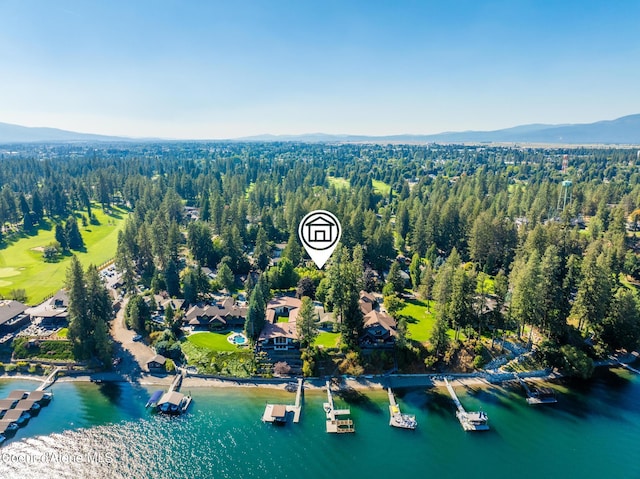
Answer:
[0,300,27,326]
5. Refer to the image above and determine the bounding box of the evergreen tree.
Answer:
[165,258,181,297]
[65,215,85,250]
[297,296,318,348]
[217,262,235,291]
[387,261,405,294]
[245,280,266,341]
[55,223,68,250]
[125,294,150,332]
[66,256,91,359]
[31,190,44,221]
[253,226,271,271]
[409,253,421,291]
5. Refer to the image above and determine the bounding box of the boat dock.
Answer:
[262,378,304,424]
[324,380,354,433]
[444,378,489,431]
[388,388,417,429]
[37,367,61,391]
[514,373,557,405]
[0,387,54,444]
[155,371,192,415]
[611,356,640,375]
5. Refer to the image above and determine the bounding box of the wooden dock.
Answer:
[444,378,489,431]
[262,378,303,424]
[324,380,354,433]
[514,373,557,405]
[36,367,61,391]
[388,388,417,429]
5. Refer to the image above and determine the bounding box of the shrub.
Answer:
[165,358,176,373]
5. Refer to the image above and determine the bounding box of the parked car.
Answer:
[132,334,142,342]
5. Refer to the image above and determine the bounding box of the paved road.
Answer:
[110,297,156,376]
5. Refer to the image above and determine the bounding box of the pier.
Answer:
[387,388,417,429]
[514,373,557,405]
[324,380,354,433]
[444,378,489,431]
[37,367,62,391]
[262,378,304,424]
[610,356,640,375]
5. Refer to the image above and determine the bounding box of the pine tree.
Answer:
[55,223,68,250]
[297,296,318,348]
[65,215,85,250]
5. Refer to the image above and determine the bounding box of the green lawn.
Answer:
[327,176,391,197]
[314,331,340,349]
[0,204,128,305]
[327,176,350,190]
[186,332,239,352]
[399,298,436,343]
[372,179,391,196]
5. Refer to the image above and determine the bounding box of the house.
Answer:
[183,297,247,331]
[258,296,302,351]
[267,297,301,316]
[358,291,378,315]
[258,322,298,351]
[361,310,397,348]
[25,290,68,326]
[0,300,29,334]
[146,354,167,372]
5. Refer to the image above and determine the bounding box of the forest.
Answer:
[1,141,640,377]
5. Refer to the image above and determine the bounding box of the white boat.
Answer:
[457,410,489,431]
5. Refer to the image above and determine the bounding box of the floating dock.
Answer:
[388,388,417,429]
[444,378,489,431]
[262,378,303,424]
[324,381,354,433]
[513,373,557,405]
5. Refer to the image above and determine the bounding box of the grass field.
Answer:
[314,331,340,349]
[327,176,391,196]
[399,298,436,343]
[0,204,128,305]
[327,176,350,190]
[186,331,239,352]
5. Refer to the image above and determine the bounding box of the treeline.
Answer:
[3,141,640,372]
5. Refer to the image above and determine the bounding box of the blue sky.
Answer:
[0,0,639,138]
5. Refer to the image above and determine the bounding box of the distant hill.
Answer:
[0,122,129,143]
[239,114,640,145]
[2,114,640,144]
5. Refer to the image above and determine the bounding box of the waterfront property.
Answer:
[444,378,489,431]
[183,297,247,331]
[146,354,168,372]
[156,391,192,415]
[514,374,558,405]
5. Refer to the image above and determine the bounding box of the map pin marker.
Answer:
[298,210,342,269]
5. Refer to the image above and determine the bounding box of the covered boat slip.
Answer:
[262,378,303,424]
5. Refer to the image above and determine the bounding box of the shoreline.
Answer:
[0,351,635,392]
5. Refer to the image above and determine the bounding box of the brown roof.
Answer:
[2,409,26,422]
[27,391,47,401]
[0,399,16,410]
[7,390,29,400]
[267,297,302,311]
[15,399,38,411]
[363,310,397,333]
[359,291,377,304]
[258,321,298,341]
[158,391,185,407]
[271,404,287,418]
[147,354,167,366]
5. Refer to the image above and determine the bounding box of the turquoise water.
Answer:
[1,368,640,479]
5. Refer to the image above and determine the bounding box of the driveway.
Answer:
[110,298,156,376]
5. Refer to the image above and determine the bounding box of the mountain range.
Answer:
[1,114,640,145]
